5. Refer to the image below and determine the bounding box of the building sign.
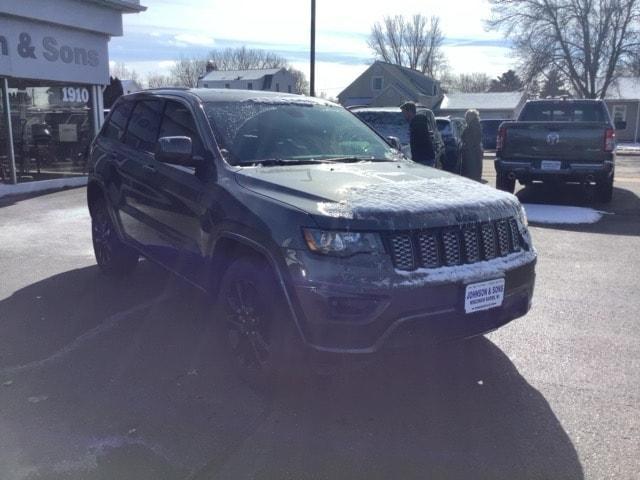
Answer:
[0,15,109,85]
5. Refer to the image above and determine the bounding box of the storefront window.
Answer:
[0,79,7,182]
[6,79,95,181]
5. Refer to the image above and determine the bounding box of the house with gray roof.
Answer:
[436,92,528,120]
[605,77,640,143]
[197,67,296,93]
[338,61,443,109]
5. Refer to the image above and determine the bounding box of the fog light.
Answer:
[328,296,380,318]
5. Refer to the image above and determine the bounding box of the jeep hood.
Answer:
[235,161,521,230]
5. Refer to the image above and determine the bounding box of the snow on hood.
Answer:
[318,175,517,221]
[522,204,606,224]
[236,161,521,230]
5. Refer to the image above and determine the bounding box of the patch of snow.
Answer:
[0,177,87,198]
[616,142,640,154]
[523,204,605,224]
[242,97,333,107]
[318,176,520,222]
[374,250,537,289]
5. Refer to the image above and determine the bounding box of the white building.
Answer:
[198,67,296,93]
[0,0,145,185]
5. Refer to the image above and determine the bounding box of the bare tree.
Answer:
[146,73,175,89]
[110,62,141,83]
[447,72,492,93]
[368,14,446,76]
[168,47,309,93]
[487,0,640,98]
[170,57,208,88]
[208,46,289,70]
[287,68,310,95]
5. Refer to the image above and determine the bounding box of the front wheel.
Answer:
[496,172,516,193]
[91,198,139,276]
[219,257,305,389]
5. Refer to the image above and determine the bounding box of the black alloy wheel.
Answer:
[219,258,303,389]
[91,198,139,276]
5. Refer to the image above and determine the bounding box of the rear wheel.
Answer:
[91,197,139,276]
[496,172,516,193]
[219,257,305,389]
[595,174,614,203]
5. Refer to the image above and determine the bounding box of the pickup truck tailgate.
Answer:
[502,122,607,162]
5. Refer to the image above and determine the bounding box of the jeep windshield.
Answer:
[204,100,399,166]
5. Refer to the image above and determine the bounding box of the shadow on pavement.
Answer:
[0,265,583,480]
[0,186,84,209]
[516,183,640,237]
[0,261,173,369]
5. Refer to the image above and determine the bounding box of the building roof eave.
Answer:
[82,0,146,13]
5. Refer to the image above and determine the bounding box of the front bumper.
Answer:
[287,255,536,354]
[495,158,614,182]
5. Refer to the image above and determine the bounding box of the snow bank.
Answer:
[616,142,640,155]
[0,177,87,199]
[318,175,520,222]
[523,203,605,224]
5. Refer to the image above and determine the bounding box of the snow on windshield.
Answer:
[204,102,396,164]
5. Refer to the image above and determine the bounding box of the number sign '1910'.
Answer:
[62,87,90,104]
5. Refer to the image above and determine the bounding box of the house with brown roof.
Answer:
[337,61,443,109]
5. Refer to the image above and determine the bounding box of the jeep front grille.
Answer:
[387,217,524,271]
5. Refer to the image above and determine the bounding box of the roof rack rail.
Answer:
[142,87,191,91]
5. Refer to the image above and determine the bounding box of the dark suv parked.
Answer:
[351,106,446,166]
[87,89,536,384]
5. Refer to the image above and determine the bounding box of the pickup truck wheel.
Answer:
[596,175,614,203]
[496,172,516,193]
[91,198,139,276]
[219,257,304,389]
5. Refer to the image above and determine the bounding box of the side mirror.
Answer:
[614,120,627,130]
[156,136,201,167]
[387,136,402,150]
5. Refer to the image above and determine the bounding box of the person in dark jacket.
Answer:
[461,109,483,181]
[400,101,435,167]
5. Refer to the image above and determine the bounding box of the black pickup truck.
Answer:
[495,99,616,202]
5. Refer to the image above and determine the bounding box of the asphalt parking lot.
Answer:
[0,156,639,480]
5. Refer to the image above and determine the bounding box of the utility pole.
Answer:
[310,0,316,97]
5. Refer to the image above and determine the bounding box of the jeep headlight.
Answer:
[303,229,384,257]
[518,204,528,227]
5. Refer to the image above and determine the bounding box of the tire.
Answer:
[596,175,614,203]
[496,172,516,193]
[218,257,305,389]
[91,197,139,276]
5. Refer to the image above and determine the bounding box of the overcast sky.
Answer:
[110,0,515,96]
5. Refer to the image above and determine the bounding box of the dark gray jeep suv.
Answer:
[87,89,536,384]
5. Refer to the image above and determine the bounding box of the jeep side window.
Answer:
[159,101,205,156]
[103,100,134,141]
[123,100,164,153]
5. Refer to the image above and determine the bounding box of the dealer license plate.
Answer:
[464,279,505,314]
[541,160,562,170]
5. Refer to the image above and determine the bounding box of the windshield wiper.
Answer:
[241,158,332,167]
[322,156,395,163]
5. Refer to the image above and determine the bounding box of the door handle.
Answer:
[142,164,157,173]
